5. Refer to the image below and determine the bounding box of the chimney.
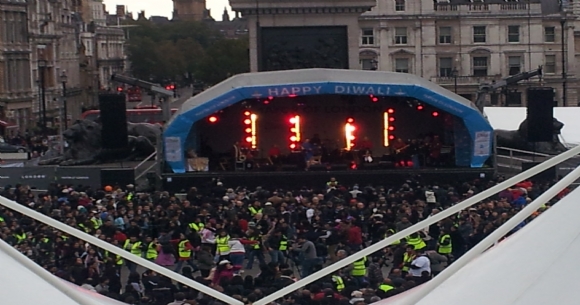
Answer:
[116,5,125,17]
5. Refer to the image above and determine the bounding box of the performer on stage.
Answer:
[359,136,373,163]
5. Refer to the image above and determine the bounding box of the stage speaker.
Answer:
[526,87,554,142]
[330,164,348,171]
[99,93,128,150]
[309,164,328,172]
[101,169,135,188]
[521,162,556,181]
[281,164,298,171]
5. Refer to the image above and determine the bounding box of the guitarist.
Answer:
[392,138,409,167]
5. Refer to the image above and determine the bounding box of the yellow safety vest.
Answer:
[91,217,102,230]
[379,284,395,293]
[279,236,288,251]
[188,222,204,232]
[249,207,263,216]
[78,223,90,233]
[438,234,452,254]
[351,257,367,277]
[0,216,4,222]
[406,236,426,250]
[14,233,26,243]
[124,240,143,256]
[249,236,261,250]
[104,251,124,265]
[178,240,192,258]
[127,193,133,200]
[402,253,415,272]
[146,242,158,260]
[216,236,230,254]
[332,275,345,291]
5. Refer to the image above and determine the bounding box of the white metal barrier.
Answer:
[402,163,580,304]
[0,196,243,305]
[253,144,580,305]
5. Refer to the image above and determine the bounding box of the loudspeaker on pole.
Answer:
[98,93,129,150]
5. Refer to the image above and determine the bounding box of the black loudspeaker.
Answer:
[99,94,129,150]
[521,162,556,181]
[526,87,554,142]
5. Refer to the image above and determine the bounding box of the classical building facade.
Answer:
[0,0,33,133]
[358,0,578,106]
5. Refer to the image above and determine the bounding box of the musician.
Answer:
[392,138,409,167]
[429,135,443,166]
[232,141,243,161]
[302,138,314,169]
[268,144,282,166]
[359,136,373,163]
[408,139,421,168]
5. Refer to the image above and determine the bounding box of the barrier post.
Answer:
[253,145,580,305]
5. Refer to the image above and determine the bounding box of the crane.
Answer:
[474,66,543,111]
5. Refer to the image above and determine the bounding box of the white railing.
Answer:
[496,146,551,171]
[253,145,580,305]
[134,150,157,181]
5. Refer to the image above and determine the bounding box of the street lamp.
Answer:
[38,59,47,134]
[452,68,458,93]
[60,70,68,129]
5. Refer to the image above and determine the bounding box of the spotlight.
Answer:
[245,137,252,143]
[290,143,296,149]
[388,135,395,140]
[208,116,218,123]
[389,117,395,122]
[388,126,395,131]
[347,118,354,123]
[263,100,270,105]
[417,105,424,110]
[432,111,439,117]
[245,128,252,133]
[244,111,251,116]
[244,119,251,125]
[387,108,394,114]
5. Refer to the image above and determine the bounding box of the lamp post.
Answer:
[560,18,567,106]
[452,68,458,93]
[60,71,68,130]
[38,59,47,134]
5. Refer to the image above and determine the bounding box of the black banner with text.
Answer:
[0,167,103,190]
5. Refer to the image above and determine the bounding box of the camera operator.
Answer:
[292,234,319,278]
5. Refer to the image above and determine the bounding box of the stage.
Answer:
[161,167,495,192]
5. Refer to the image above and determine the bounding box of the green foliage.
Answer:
[125,20,249,85]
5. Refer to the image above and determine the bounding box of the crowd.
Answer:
[0,175,567,305]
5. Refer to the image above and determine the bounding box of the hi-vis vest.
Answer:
[386,229,400,245]
[91,217,103,230]
[249,206,262,216]
[249,236,261,250]
[146,242,158,260]
[279,236,288,251]
[332,275,345,291]
[188,222,204,232]
[402,253,415,272]
[178,240,192,258]
[124,240,143,256]
[406,236,427,250]
[14,233,26,243]
[216,236,231,254]
[351,256,367,277]
[104,251,124,265]
[438,234,452,254]
[379,284,395,293]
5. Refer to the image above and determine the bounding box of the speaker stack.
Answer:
[98,93,129,159]
[526,87,555,142]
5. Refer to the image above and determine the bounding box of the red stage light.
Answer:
[263,100,270,104]
[387,108,394,114]
[244,111,251,116]
[117,87,123,92]
[289,117,297,124]
[388,126,395,131]
[389,117,395,122]
[290,143,296,149]
[208,116,218,123]
[347,118,354,123]
[288,94,297,98]
[372,97,379,102]
[290,136,297,141]
[268,96,274,100]
[417,105,424,110]
[244,119,251,125]
[245,128,252,133]
[246,137,252,143]
[388,135,395,140]
[432,111,439,117]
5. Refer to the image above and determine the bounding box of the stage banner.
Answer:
[55,167,102,190]
[0,167,56,190]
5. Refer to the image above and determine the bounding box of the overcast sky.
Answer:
[103,0,233,21]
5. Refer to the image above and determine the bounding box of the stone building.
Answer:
[358,0,578,106]
[0,0,32,134]
[173,0,209,21]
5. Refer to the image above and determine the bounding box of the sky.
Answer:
[103,0,233,21]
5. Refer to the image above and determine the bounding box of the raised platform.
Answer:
[161,167,495,192]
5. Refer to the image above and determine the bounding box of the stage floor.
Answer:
[161,167,495,192]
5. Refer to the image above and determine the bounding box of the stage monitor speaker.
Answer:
[309,164,329,172]
[521,162,556,181]
[526,87,554,142]
[101,169,135,188]
[331,164,349,171]
[99,93,129,150]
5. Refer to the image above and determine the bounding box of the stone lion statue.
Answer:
[495,118,567,155]
[127,122,162,144]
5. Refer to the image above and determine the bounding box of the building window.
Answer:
[395,0,406,11]
[439,57,453,77]
[508,56,521,75]
[395,58,409,73]
[544,26,555,42]
[508,25,520,43]
[473,26,486,43]
[395,27,408,45]
[361,59,377,70]
[439,27,452,44]
[361,28,375,45]
[473,56,488,76]
[544,55,556,74]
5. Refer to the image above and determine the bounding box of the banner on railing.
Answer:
[0,167,102,190]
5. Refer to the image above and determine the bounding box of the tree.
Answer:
[126,20,249,86]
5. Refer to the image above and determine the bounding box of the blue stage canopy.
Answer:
[164,69,493,173]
